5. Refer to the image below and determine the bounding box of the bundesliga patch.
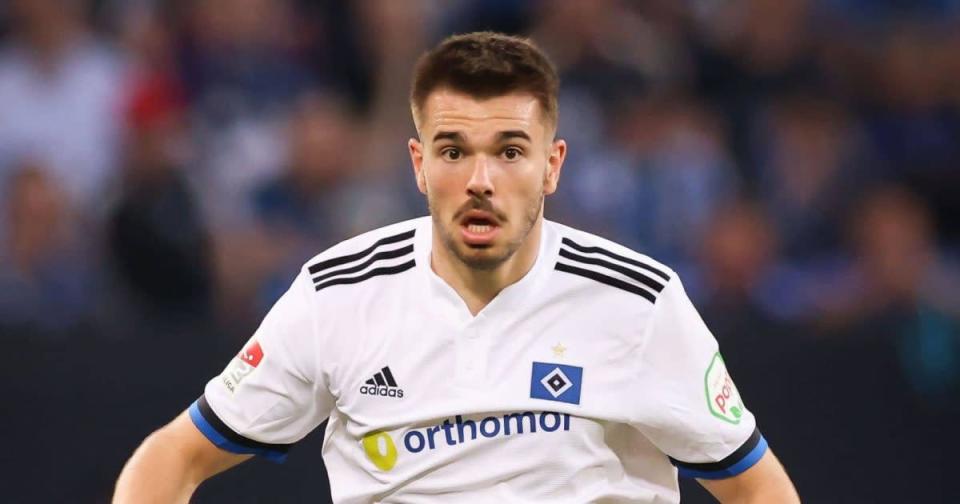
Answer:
[221,340,264,393]
[705,352,744,424]
[530,362,583,405]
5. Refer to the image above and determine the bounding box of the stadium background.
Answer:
[1,0,958,502]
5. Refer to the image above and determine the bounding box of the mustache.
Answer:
[453,196,507,223]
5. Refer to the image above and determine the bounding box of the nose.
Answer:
[466,154,494,198]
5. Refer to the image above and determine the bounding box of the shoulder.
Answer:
[546,220,676,305]
[299,217,425,293]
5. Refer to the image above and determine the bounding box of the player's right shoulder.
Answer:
[299,217,426,294]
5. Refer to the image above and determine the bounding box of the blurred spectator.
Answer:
[296,1,373,112]
[106,63,213,323]
[697,200,778,308]
[864,23,959,171]
[622,97,740,263]
[246,92,358,308]
[533,0,691,118]
[182,0,311,119]
[0,164,96,337]
[861,23,960,241]
[824,186,960,397]
[0,0,125,214]
[181,0,315,230]
[689,0,825,180]
[253,92,357,243]
[436,0,535,38]
[753,95,868,260]
[246,91,412,312]
[547,132,639,250]
[554,97,739,266]
[692,199,817,332]
[356,0,430,171]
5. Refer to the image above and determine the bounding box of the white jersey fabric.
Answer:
[190,216,768,503]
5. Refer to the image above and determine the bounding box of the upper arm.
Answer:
[698,449,800,504]
[629,277,798,501]
[162,409,253,482]
[633,277,764,479]
[190,268,335,462]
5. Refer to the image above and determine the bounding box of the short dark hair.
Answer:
[410,32,560,132]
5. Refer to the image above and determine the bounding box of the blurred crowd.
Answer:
[2,0,958,502]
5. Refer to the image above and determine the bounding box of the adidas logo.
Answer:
[360,366,404,398]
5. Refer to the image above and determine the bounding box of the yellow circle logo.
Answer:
[361,431,398,471]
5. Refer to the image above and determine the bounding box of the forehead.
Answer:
[419,89,545,141]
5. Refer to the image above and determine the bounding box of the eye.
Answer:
[503,147,523,161]
[440,147,462,161]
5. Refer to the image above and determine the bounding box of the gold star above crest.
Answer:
[552,343,567,358]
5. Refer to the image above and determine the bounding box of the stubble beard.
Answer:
[429,190,544,272]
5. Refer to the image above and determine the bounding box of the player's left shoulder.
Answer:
[549,221,675,277]
[547,220,678,304]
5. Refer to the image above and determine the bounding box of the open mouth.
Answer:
[465,217,495,234]
[459,211,501,245]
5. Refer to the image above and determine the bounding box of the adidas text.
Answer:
[360,385,404,398]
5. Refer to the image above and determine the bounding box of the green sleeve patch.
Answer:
[704,352,744,424]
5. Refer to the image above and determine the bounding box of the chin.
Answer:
[456,245,510,271]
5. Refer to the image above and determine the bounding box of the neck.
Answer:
[431,219,543,316]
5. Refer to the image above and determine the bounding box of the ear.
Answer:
[543,139,566,196]
[409,137,427,195]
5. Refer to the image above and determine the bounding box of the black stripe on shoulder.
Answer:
[312,244,414,284]
[197,395,292,453]
[670,426,762,473]
[558,247,665,293]
[308,229,416,275]
[561,237,670,281]
[555,262,657,303]
[315,259,416,292]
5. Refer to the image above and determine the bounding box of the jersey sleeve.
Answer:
[633,276,767,480]
[188,268,335,462]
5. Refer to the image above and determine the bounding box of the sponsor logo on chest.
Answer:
[360,411,572,472]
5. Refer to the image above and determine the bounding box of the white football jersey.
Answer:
[190,216,767,503]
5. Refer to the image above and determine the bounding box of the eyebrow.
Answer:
[497,130,532,143]
[432,131,465,143]
[431,130,533,144]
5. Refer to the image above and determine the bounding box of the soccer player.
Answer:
[115,32,800,503]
